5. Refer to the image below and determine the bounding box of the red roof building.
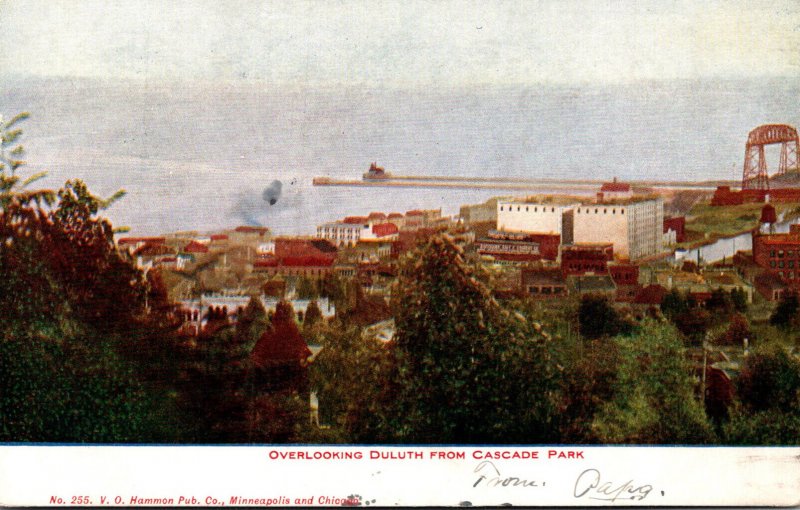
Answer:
[254,238,336,278]
[133,242,174,256]
[561,244,613,275]
[752,226,800,289]
[183,240,210,253]
[368,212,387,221]
[274,237,337,258]
[234,226,270,234]
[343,216,368,224]
[609,263,639,286]
[600,180,632,193]
[371,222,399,238]
[663,216,686,243]
[117,237,167,251]
[478,230,560,262]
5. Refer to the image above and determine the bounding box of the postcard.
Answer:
[1,0,799,507]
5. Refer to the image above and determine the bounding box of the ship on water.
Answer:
[363,162,392,180]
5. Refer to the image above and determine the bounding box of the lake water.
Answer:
[2,76,799,236]
[677,218,797,264]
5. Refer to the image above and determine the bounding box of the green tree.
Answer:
[578,294,631,339]
[296,276,319,299]
[673,307,712,342]
[706,287,733,319]
[770,292,799,329]
[0,113,184,442]
[716,313,751,347]
[309,323,393,442]
[234,295,269,348]
[384,235,559,443]
[660,289,688,320]
[736,345,800,413]
[724,345,800,445]
[730,288,748,313]
[591,320,714,444]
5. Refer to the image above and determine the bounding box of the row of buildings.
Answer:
[477,180,681,264]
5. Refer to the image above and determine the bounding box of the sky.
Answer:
[1,0,799,87]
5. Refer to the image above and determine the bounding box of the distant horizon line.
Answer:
[3,73,799,92]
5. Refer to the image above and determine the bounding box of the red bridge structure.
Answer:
[742,124,799,190]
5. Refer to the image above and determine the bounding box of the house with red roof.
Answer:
[599,178,633,200]
[183,240,209,254]
[254,237,337,278]
[250,301,312,392]
[117,236,167,252]
[132,242,177,270]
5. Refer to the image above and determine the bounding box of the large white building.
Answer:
[496,194,664,261]
[496,197,580,244]
[572,197,663,261]
[316,216,399,247]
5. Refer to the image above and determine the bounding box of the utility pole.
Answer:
[701,333,711,405]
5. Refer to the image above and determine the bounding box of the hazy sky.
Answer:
[2,0,799,87]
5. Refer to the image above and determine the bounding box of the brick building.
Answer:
[477,229,560,263]
[561,243,613,275]
[752,224,800,288]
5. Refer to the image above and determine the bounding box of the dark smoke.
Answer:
[230,189,263,226]
[262,180,282,206]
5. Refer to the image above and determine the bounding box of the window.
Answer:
[595,209,598,213]
[779,271,785,278]
[500,206,503,211]
[612,209,616,214]
[789,250,795,258]
[534,207,538,212]
[517,206,520,211]
[770,261,776,268]
[779,250,785,258]
[551,207,555,212]
[604,208,607,214]
[771,250,776,257]
[779,261,785,268]
[621,209,625,214]
[526,206,529,212]
[790,261,795,269]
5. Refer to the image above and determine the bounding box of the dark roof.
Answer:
[754,272,788,291]
[281,256,335,267]
[118,236,166,245]
[600,181,631,193]
[234,226,269,234]
[522,269,566,286]
[135,243,175,256]
[634,284,667,304]
[567,274,617,293]
[183,240,209,253]
[309,239,338,253]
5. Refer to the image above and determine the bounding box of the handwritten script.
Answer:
[472,460,543,489]
[573,468,653,502]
